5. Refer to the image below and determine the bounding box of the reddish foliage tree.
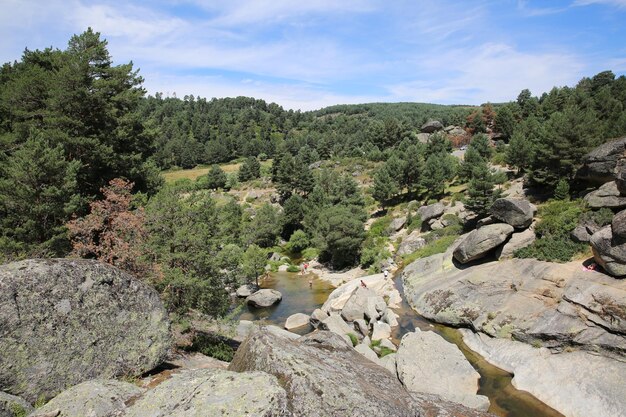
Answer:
[67,178,150,278]
[481,103,496,131]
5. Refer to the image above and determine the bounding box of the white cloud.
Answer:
[573,0,626,7]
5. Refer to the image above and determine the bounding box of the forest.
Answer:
[2,29,626,317]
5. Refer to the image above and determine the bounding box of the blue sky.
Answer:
[1,0,625,110]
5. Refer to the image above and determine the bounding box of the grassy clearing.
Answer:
[162,160,273,183]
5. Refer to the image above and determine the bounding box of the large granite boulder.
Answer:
[341,287,384,322]
[462,329,626,417]
[417,202,445,223]
[125,369,289,417]
[453,223,514,263]
[612,209,626,238]
[388,216,407,232]
[396,330,489,410]
[490,198,534,229]
[416,133,430,144]
[29,380,142,417]
[397,232,427,257]
[495,228,536,259]
[0,392,32,417]
[577,136,626,186]
[421,120,444,133]
[321,273,401,313]
[615,158,626,194]
[590,225,626,277]
[246,289,282,308]
[402,250,626,355]
[236,283,258,298]
[318,313,354,342]
[228,328,493,417]
[584,181,626,209]
[0,259,170,403]
[284,313,310,330]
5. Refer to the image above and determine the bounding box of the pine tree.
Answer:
[372,167,398,209]
[204,164,227,190]
[238,156,261,182]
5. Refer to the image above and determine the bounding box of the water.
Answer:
[235,270,564,417]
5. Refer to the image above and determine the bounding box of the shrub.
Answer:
[581,207,613,228]
[514,237,586,262]
[368,216,392,238]
[286,264,301,273]
[406,214,423,233]
[534,199,584,238]
[187,333,235,362]
[285,230,310,253]
[402,235,459,265]
[347,333,359,347]
[301,247,320,261]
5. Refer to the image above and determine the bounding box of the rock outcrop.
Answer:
[396,330,490,410]
[577,136,626,186]
[417,202,445,223]
[228,328,494,417]
[495,228,536,259]
[29,380,143,417]
[397,231,426,256]
[125,369,289,417]
[462,329,626,417]
[402,249,626,356]
[0,259,170,403]
[0,392,32,417]
[246,289,282,308]
[421,120,444,133]
[236,283,258,298]
[584,181,626,209]
[453,224,514,263]
[490,198,534,229]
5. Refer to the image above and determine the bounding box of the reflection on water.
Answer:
[236,272,333,330]
[235,270,564,417]
[392,274,565,417]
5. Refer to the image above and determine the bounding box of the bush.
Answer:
[581,207,614,228]
[406,215,423,233]
[368,216,392,238]
[301,247,320,261]
[514,237,587,262]
[285,230,310,253]
[187,333,235,362]
[286,264,301,273]
[402,235,459,265]
[347,333,359,347]
[534,199,585,238]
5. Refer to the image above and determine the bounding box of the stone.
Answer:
[476,216,496,228]
[269,252,282,262]
[378,354,397,375]
[396,330,490,411]
[462,329,626,417]
[309,308,329,328]
[30,380,142,417]
[571,225,593,243]
[354,344,379,362]
[0,259,170,404]
[235,283,258,298]
[284,313,310,330]
[417,202,445,222]
[577,136,626,186]
[453,223,514,263]
[381,308,399,327]
[590,225,626,277]
[229,329,427,417]
[612,209,626,238]
[388,216,407,232]
[340,287,381,322]
[430,220,444,230]
[584,181,626,209]
[321,273,401,313]
[448,126,467,137]
[379,338,397,352]
[402,253,626,355]
[495,228,536,259]
[421,120,444,133]
[125,369,289,417]
[396,231,426,256]
[319,313,354,342]
[490,198,534,228]
[353,319,369,337]
[246,289,282,308]
[371,321,391,340]
[615,158,626,195]
[0,392,33,417]
[277,264,289,272]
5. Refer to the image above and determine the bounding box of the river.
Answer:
[235,270,564,417]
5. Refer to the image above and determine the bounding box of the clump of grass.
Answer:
[347,333,359,347]
[286,264,300,273]
[186,333,235,362]
[402,234,459,265]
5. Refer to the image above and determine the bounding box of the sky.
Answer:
[1,0,625,110]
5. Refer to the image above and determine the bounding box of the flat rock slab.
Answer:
[462,329,626,417]
[125,368,289,417]
[396,331,489,411]
[0,259,170,403]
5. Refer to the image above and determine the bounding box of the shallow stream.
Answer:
[235,270,565,417]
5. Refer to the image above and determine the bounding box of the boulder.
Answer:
[476,216,496,228]
[495,228,536,259]
[321,273,401,313]
[396,231,426,256]
[448,127,467,137]
[417,202,445,223]
[284,313,310,330]
[309,308,329,328]
[430,219,444,230]
[402,252,626,355]
[229,328,492,417]
[584,181,626,209]
[0,259,170,403]
[371,321,392,340]
[125,369,289,417]
[235,283,258,298]
[381,308,400,327]
[416,133,430,144]
[379,338,397,352]
[388,216,407,232]
[29,380,142,417]
[396,330,489,411]
[571,225,593,243]
[354,319,369,337]
[590,226,626,277]
[246,289,282,308]
[421,120,444,133]
[340,287,382,322]
[463,329,626,417]
[490,198,534,228]
[354,344,379,362]
[0,392,32,417]
[378,354,397,375]
[277,264,289,272]
[612,209,626,239]
[319,313,354,342]
[453,223,514,263]
[616,158,626,195]
[577,136,626,186]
